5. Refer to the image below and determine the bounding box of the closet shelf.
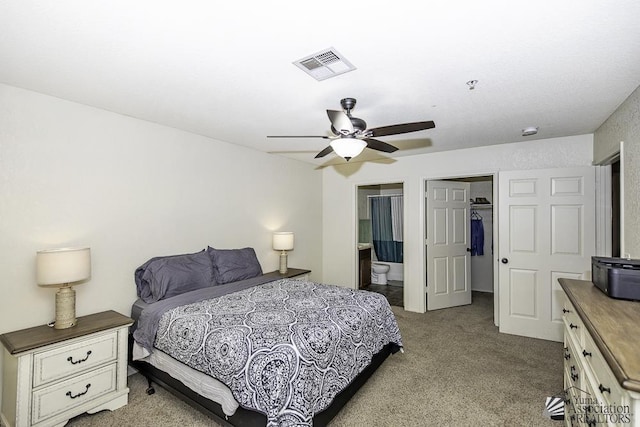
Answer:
[471,204,493,209]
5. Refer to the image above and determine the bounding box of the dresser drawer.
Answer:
[33,331,118,387]
[581,332,626,409]
[31,363,117,424]
[563,297,584,346]
[564,333,583,394]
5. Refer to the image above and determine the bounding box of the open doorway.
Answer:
[611,159,621,257]
[595,149,621,258]
[424,175,495,315]
[357,182,404,307]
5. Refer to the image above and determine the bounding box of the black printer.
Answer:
[591,256,640,301]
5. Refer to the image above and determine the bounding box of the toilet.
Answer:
[371,263,390,285]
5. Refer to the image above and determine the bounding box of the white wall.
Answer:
[0,84,322,406]
[594,85,640,257]
[322,135,594,313]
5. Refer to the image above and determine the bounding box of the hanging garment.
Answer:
[471,217,484,256]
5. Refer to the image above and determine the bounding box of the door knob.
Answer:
[501,258,509,264]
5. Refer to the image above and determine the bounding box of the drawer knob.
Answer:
[562,308,570,313]
[67,350,92,365]
[569,323,578,329]
[66,383,91,399]
[582,349,592,358]
[598,384,611,394]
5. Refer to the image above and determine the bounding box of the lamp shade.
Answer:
[272,232,294,251]
[330,138,366,161]
[36,247,91,286]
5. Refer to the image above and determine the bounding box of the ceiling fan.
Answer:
[267,98,435,161]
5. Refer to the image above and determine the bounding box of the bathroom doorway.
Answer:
[357,182,404,307]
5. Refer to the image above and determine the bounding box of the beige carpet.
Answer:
[67,293,563,426]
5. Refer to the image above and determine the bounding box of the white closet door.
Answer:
[426,180,472,310]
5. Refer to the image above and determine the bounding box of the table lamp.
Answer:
[272,232,294,274]
[36,247,91,329]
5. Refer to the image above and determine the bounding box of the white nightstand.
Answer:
[1,311,133,427]
[277,268,311,282]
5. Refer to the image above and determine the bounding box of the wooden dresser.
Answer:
[1,311,133,427]
[559,278,640,426]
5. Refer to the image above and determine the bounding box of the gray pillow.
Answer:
[207,246,263,284]
[135,250,215,303]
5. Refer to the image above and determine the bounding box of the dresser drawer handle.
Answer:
[562,308,570,313]
[598,384,611,394]
[582,349,592,358]
[571,372,579,381]
[67,350,92,365]
[569,323,578,329]
[66,383,91,399]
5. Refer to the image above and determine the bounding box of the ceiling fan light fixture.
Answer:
[330,138,366,161]
[268,98,434,162]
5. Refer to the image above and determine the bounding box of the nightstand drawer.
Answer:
[31,363,117,424]
[33,331,118,387]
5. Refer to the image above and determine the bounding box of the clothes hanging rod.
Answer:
[366,194,403,198]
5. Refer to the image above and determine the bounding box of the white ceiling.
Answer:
[2,1,640,166]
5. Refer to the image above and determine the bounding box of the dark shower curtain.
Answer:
[370,196,403,263]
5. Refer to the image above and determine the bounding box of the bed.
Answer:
[129,247,403,426]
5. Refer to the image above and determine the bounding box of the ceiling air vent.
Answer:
[293,47,356,81]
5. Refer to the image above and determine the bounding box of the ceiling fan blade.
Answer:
[327,110,354,134]
[364,138,398,153]
[267,135,331,139]
[368,121,435,137]
[314,145,334,158]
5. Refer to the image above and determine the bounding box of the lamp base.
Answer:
[279,251,288,274]
[54,286,77,329]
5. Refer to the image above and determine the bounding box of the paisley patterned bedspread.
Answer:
[153,279,403,426]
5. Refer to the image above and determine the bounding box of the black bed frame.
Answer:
[128,335,398,426]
